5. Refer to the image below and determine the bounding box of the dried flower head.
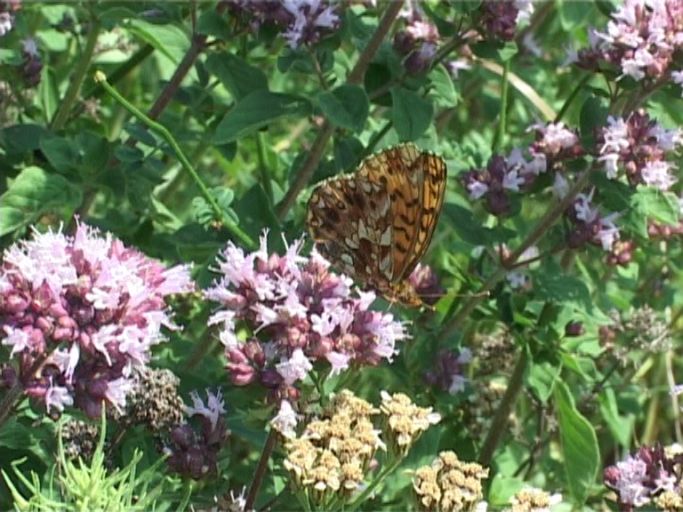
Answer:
[506,487,562,512]
[121,367,184,434]
[413,450,489,512]
[60,418,99,462]
[0,222,194,419]
[205,232,409,396]
[282,389,385,508]
[379,391,441,457]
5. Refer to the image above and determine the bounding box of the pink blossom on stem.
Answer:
[0,221,194,418]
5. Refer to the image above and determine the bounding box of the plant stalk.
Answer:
[275,1,404,218]
[245,429,278,511]
[478,349,528,466]
[95,71,255,249]
[51,20,101,130]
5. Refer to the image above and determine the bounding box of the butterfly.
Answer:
[306,143,447,307]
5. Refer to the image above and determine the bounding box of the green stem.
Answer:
[345,459,402,512]
[554,74,591,123]
[95,71,256,249]
[244,429,278,511]
[478,349,528,466]
[51,20,101,130]
[275,0,404,218]
[256,132,274,208]
[492,60,510,154]
[440,167,592,338]
[177,480,194,512]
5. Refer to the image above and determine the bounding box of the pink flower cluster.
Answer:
[222,0,340,49]
[0,0,20,37]
[604,445,682,509]
[462,122,581,216]
[598,111,682,191]
[393,4,440,75]
[205,232,409,398]
[0,222,194,418]
[577,0,683,83]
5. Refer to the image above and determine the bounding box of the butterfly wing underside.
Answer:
[307,143,447,305]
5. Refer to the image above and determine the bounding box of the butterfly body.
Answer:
[306,143,447,307]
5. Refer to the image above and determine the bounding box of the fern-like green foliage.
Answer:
[1,412,169,511]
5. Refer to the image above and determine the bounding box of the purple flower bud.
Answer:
[260,368,284,389]
[565,321,585,337]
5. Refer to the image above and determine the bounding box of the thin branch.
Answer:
[244,429,278,511]
[275,1,404,218]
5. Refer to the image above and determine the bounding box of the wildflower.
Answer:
[271,399,299,439]
[528,122,582,162]
[424,348,471,394]
[166,389,229,480]
[566,191,621,252]
[21,37,42,86]
[597,111,682,190]
[379,391,441,457]
[413,451,489,512]
[0,0,19,37]
[0,222,193,419]
[205,232,409,396]
[478,0,521,41]
[393,4,440,75]
[223,0,340,49]
[604,444,683,508]
[577,0,683,83]
[407,263,444,306]
[506,487,562,512]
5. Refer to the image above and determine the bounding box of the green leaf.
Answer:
[429,64,459,108]
[214,91,311,143]
[631,186,679,226]
[0,124,48,154]
[317,85,369,132]
[205,52,268,101]
[579,97,608,146]
[598,389,633,448]
[40,132,111,179]
[554,381,599,505]
[125,19,190,63]
[527,361,561,402]
[390,87,433,141]
[535,262,593,311]
[0,167,82,236]
[191,187,238,228]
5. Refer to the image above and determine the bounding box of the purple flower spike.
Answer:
[0,221,194,418]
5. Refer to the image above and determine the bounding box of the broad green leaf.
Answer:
[429,64,459,108]
[390,87,433,141]
[527,360,561,402]
[40,132,110,179]
[0,167,82,236]
[214,91,310,143]
[488,474,524,507]
[317,84,369,132]
[0,124,48,154]
[126,19,189,63]
[631,186,679,226]
[598,389,633,448]
[205,52,268,101]
[554,381,599,506]
[535,263,593,311]
[191,187,238,229]
[579,97,608,146]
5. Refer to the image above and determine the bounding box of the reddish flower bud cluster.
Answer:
[20,38,42,86]
[477,0,534,41]
[0,222,194,418]
[205,232,409,399]
[424,348,471,395]
[166,389,229,480]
